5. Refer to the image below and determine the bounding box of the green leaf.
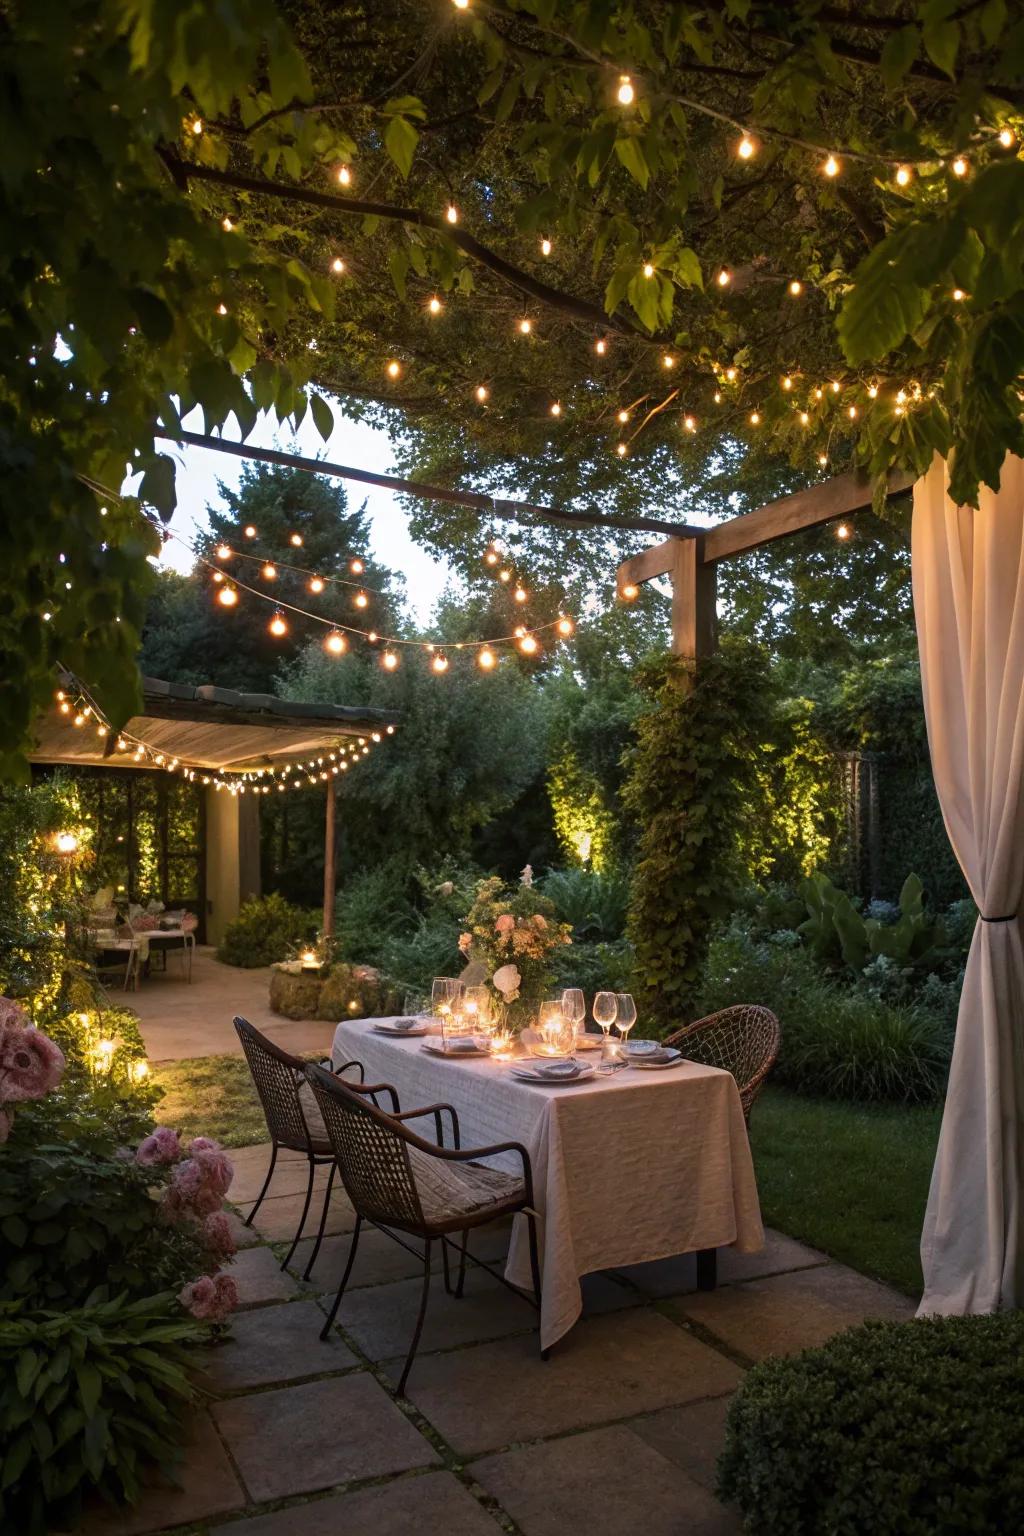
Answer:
[837,218,964,365]
[76,1362,102,1419]
[880,25,920,88]
[388,245,410,301]
[673,247,703,290]
[309,392,334,441]
[614,136,650,189]
[922,6,959,77]
[384,115,419,179]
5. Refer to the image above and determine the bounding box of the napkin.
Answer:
[534,1059,581,1079]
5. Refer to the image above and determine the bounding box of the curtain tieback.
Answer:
[980,912,1018,923]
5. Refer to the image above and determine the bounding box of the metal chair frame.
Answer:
[305,1062,543,1394]
[233,1016,366,1279]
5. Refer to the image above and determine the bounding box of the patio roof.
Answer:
[31,674,399,773]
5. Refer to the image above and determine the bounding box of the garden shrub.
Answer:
[717,1313,1024,1535]
[216,891,316,967]
[0,1293,202,1536]
[551,937,634,996]
[540,867,630,940]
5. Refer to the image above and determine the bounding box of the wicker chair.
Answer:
[304,1062,543,1394]
[232,1016,367,1279]
[663,1003,780,1125]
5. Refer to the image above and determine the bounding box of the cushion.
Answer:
[409,1148,524,1227]
[292,1079,333,1155]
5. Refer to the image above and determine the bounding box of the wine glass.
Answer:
[593,990,618,1071]
[615,993,637,1056]
[561,987,585,1043]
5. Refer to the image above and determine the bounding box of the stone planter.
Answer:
[269,961,402,1022]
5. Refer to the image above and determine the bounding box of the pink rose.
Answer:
[190,1141,234,1198]
[532,913,548,930]
[136,1126,182,1167]
[495,914,515,935]
[180,1271,238,1322]
[458,932,472,953]
[0,1022,65,1103]
[203,1211,237,1262]
[0,998,29,1032]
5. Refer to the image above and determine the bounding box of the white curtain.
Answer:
[913,453,1024,1313]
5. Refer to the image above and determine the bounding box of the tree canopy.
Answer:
[4,0,1022,771]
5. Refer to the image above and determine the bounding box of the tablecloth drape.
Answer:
[913,454,1024,1313]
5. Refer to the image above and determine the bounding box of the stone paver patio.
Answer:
[81,1141,914,1536]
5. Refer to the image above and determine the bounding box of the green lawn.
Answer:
[750,1086,941,1297]
[153,1058,940,1296]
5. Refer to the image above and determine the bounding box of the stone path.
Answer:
[130,949,335,1063]
[82,1143,913,1536]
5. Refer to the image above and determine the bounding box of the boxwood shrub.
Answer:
[718,1313,1024,1534]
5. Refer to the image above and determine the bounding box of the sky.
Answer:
[155,407,455,624]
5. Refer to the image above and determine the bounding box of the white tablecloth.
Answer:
[332,1020,764,1349]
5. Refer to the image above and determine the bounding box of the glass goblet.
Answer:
[593,990,618,1072]
[561,987,586,1043]
[615,992,637,1056]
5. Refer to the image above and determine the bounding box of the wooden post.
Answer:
[670,537,718,661]
[322,778,337,939]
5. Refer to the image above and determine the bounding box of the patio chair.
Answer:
[663,1003,780,1125]
[232,1016,370,1280]
[304,1061,543,1395]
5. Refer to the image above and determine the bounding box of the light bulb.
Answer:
[518,317,532,334]
[269,612,288,636]
[432,653,449,673]
[725,367,738,381]
[499,568,511,582]
[848,404,857,418]
[446,203,458,223]
[617,75,635,105]
[216,302,228,315]
[800,411,810,424]
[868,384,879,398]
[818,453,829,466]
[55,831,79,854]
[642,262,654,278]
[836,523,851,540]
[823,155,840,177]
[683,414,697,433]
[354,591,369,608]
[382,651,399,670]
[737,135,756,159]
[557,616,574,636]
[814,387,824,400]
[717,269,730,287]
[262,562,277,579]
[367,630,378,642]
[514,586,528,603]
[337,165,351,186]
[216,544,231,560]
[999,127,1014,148]
[519,634,539,655]
[475,384,489,401]
[309,576,325,593]
[541,237,551,255]
[485,549,499,565]
[212,569,224,583]
[324,631,347,655]
[662,354,675,369]
[218,586,238,607]
[895,164,912,186]
[387,359,401,378]
[749,411,760,425]
[244,524,257,538]
[831,380,841,393]
[550,401,561,416]
[595,338,607,355]
[290,533,303,547]
[453,0,469,8]
[221,216,234,232]
[952,156,968,177]
[782,376,793,390]
[952,287,966,301]
[350,558,364,574]
[331,256,346,274]
[621,582,639,600]
[617,408,629,423]
[428,295,442,314]
[788,280,803,296]
[191,118,203,135]
[616,442,627,456]
[713,391,722,404]
[478,647,496,669]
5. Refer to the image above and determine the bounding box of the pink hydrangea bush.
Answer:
[0,996,66,1139]
[135,1125,181,1166]
[139,1130,239,1322]
[178,1271,238,1323]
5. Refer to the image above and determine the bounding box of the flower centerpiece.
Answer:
[458,871,572,1032]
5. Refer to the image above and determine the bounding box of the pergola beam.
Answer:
[699,467,915,565]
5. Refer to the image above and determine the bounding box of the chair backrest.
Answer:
[305,1062,425,1230]
[671,1004,780,1106]
[233,1015,314,1150]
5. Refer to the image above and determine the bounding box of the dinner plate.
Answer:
[627,1048,684,1070]
[421,1041,492,1059]
[572,1032,603,1050]
[373,1021,429,1037]
[511,1061,596,1085]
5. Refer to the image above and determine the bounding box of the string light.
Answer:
[428,295,443,315]
[617,409,630,423]
[557,616,574,636]
[350,558,364,574]
[836,523,851,540]
[309,576,325,594]
[244,524,257,538]
[749,411,761,425]
[540,237,552,256]
[683,415,696,432]
[549,401,561,416]
[324,630,347,655]
[867,383,879,398]
[331,257,346,274]
[216,303,228,316]
[432,653,449,673]
[290,534,303,547]
[621,583,639,600]
[485,548,499,566]
[354,591,369,608]
[514,586,528,603]
[382,650,399,670]
[475,384,489,402]
[221,216,234,232]
[713,391,722,404]
[788,280,803,296]
[642,262,655,278]
[662,354,675,369]
[725,367,738,382]
[446,203,458,223]
[478,646,496,669]
[952,156,968,177]
[519,634,539,655]
[337,165,352,186]
[952,287,966,301]
[453,0,470,9]
[782,375,793,390]
[518,317,532,334]
[895,165,912,187]
[216,544,231,560]
[595,338,607,355]
[262,562,277,580]
[269,612,288,637]
[999,128,1015,148]
[617,75,635,106]
[737,134,756,160]
[818,453,829,466]
[218,587,238,607]
[830,380,841,394]
[616,442,627,456]
[823,155,840,177]
[386,360,401,378]
[848,404,858,418]
[499,568,512,582]
[799,411,810,424]
[717,269,731,287]
[191,118,203,135]
[212,569,224,584]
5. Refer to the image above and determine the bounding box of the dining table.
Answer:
[332,1018,764,1351]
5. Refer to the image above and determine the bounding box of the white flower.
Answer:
[520,864,534,887]
[436,880,454,897]
[492,963,521,999]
